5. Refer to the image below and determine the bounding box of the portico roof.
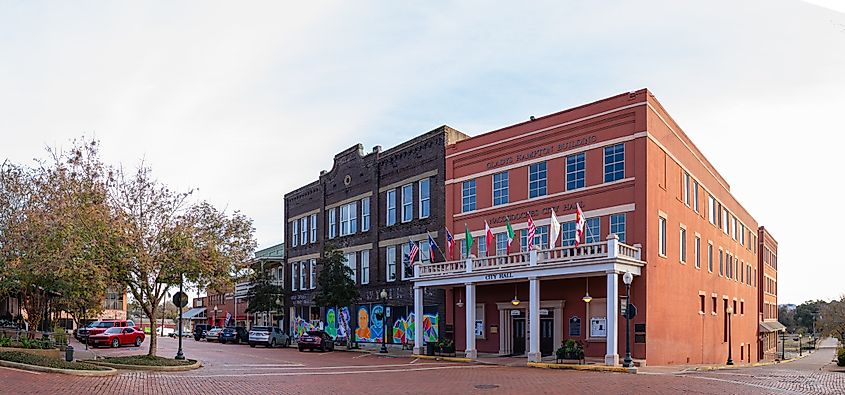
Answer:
[182,307,206,320]
[759,321,786,333]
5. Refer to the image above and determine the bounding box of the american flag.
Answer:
[446,228,454,259]
[408,239,419,264]
[527,212,536,249]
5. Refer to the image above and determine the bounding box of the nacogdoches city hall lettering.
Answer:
[485,135,598,170]
[488,202,584,225]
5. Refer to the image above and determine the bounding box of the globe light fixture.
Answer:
[582,278,592,303]
[511,284,520,306]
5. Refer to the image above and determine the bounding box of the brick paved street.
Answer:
[1,336,843,394]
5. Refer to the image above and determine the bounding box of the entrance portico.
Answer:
[413,235,644,365]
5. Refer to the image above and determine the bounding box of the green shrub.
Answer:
[0,335,10,347]
[101,355,195,366]
[0,351,106,371]
[837,348,845,367]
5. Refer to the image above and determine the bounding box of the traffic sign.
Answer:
[173,292,189,308]
[626,303,637,319]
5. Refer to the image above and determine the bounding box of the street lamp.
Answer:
[622,271,634,368]
[213,305,219,327]
[175,276,185,361]
[726,305,734,365]
[379,289,388,354]
[799,333,803,357]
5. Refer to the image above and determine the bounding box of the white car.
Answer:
[249,326,291,348]
[156,327,174,337]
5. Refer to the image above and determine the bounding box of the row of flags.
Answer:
[407,203,588,265]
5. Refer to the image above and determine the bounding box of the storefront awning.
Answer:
[182,307,206,320]
[759,321,786,333]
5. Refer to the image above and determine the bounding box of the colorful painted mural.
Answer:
[325,307,350,340]
[392,312,439,344]
[293,316,318,338]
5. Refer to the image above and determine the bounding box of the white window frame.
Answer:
[419,178,430,219]
[361,250,370,285]
[679,225,687,263]
[361,197,370,232]
[300,217,308,246]
[291,262,298,291]
[401,242,413,280]
[309,259,316,289]
[462,179,477,212]
[529,161,548,197]
[708,241,713,273]
[310,214,317,243]
[299,261,306,290]
[708,195,716,225]
[386,190,397,226]
[386,246,397,281]
[683,172,690,206]
[340,202,357,236]
[329,208,337,239]
[401,184,413,223]
[345,252,356,283]
[694,235,701,269]
[492,171,509,206]
[292,220,298,247]
[658,215,667,257]
[693,181,700,213]
[610,213,626,243]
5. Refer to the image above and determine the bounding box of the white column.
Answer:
[499,308,507,356]
[528,277,541,362]
[605,272,619,366]
[465,283,477,358]
[529,248,538,267]
[413,286,424,355]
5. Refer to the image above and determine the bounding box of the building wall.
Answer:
[758,226,779,359]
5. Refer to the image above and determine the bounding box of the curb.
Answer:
[680,353,814,373]
[86,359,203,372]
[527,361,637,374]
[0,359,118,376]
[415,355,474,363]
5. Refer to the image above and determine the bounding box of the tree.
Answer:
[818,296,845,339]
[779,305,796,333]
[313,246,359,346]
[109,164,256,356]
[245,268,285,320]
[794,300,823,334]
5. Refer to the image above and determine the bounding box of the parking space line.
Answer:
[190,365,486,378]
[410,358,419,364]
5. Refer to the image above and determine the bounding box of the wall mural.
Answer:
[296,305,440,344]
[294,316,318,338]
[324,307,350,340]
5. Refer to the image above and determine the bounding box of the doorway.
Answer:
[512,318,526,355]
[540,318,554,356]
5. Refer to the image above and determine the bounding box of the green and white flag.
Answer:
[464,224,473,257]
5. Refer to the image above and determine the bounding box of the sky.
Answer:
[1,0,843,305]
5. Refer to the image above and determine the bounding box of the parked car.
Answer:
[249,326,290,348]
[205,327,224,342]
[88,326,145,348]
[156,327,175,337]
[169,327,192,338]
[298,330,335,352]
[193,324,212,341]
[219,327,249,344]
[78,320,137,343]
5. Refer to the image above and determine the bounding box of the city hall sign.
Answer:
[485,135,598,170]
[488,201,584,225]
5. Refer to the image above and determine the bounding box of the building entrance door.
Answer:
[540,318,554,356]
[512,318,526,355]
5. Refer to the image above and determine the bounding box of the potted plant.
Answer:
[555,339,584,363]
[437,338,455,356]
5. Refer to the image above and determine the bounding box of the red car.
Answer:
[297,330,335,352]
[88,326,145,348]
[77,319,137,343]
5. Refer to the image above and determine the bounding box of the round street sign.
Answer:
[626,303,637,320]
[173,292,189,308]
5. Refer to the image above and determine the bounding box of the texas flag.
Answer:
[446,228,454,260]
[427,233,438,263]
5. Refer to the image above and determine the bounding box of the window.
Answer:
[300,217,308,246]
[699,295,705,313]
[386,246,397,281]
[693,181,700,213]
[529,162,547,198]
[361,250,370,284]
[740,223,745,246]
[711,296,717,314]
[345,252,356,282]
[727,253,733,279]
[561,222,575,247]
[419,178,430,219]
[291,262,298,291]
[719,249,724,276]
[732,216,738,240]
[340,202,357,236]
[695,236,701,269]
[585,217,600,243]
[310,214,317,243]
[708,195,716,225]
[604,144,624,182]
[309,259,316,289]
[401,242,414,280]
[386,190,397,226]
[610,214,626,243]
[420,240,431,264]
[402,184,414,222]
[496,233,508,256]
[361,197,370,232]
[683,172,691,206]
[299,261,306,290]
[329,208,337,238]
[460,239,468,259]
[477,236,487,258]
[708,242,713,272]
[492,171,509,206]
[658,216,667,256]
[723,209,730,235]
[277,267,284,285]
[566,154,585,190]
[522,226,550,250]
[462,180,476,212]
[475,304,486,339]
[741,301,745,315]
[680,227,687,263]
[292,220,298,247]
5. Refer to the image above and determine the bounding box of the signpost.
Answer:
[173,284,189,360]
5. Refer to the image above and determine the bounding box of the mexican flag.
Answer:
[505,218,516,253]
[464,224,473,257]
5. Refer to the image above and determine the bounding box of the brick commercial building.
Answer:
[284,127,468,345]
[411,89,779,366]
[758,227,782,360]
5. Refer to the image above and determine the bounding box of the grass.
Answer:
[101,355,195,366]
[0,351,107,371]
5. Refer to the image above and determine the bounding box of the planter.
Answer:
[426,342,436,356]
[0,347,61,359]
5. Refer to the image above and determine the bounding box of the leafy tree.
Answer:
[794,300,823,334]
[818,296,845,339]
[313,246,359,345]
[246,269,285,319]
[778,305,796,333]
[109,164,256,356]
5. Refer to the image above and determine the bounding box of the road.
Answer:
[1,336,843,394]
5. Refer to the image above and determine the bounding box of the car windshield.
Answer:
[305,331,324,336]
[95,322,115,328]
[251,327,269,332]
[104,327,122,334]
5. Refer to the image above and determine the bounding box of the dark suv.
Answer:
[219,327,249,344]
[193,324,213,341]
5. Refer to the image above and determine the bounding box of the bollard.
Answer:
[65,345,74,362]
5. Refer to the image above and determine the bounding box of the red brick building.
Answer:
[412,89,777,366]
[758,227,782,360]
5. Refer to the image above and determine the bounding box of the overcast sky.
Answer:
[1,1,843,305]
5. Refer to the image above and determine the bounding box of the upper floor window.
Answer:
[340,202,357,236]
[708,195,717,225]
[719,249,724,276]
[562,222,576,247]
[419,179,430,219]
[610,214,626,243]
[386,190,397,226]
[604,144,624,182]
[683,172,691,206]
[386,246,397,281]
[521,225,549,250]
[566,154,585,190]
[694,236,701,269]
[658,216,667,256]
[723,209,730,235]
[292,220,299,247]
[693,181,700,213]
[679,227,687,263]
[585,217,600,243]
[299,261,306,290]
[300,217,308,246]
[529,162,547,198]
[496,233,508,256]
[344,252,356,282]
[309,259,316,289]
[477,235,487,258]
[360,250,370,285]
[462,180,477,212]
[328,208,337,239]
[401,242,414,280]
[732,216,738,240]
[310,214,317,243]
[361,197,370,232]
[493,171,509,206]
[707,242,713,272]
[402,184,414,222]
[291,262,298,291]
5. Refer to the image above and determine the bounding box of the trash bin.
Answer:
[65,345,74,362]
[426,342,436,356]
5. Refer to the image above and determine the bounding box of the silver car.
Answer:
[248,326,291,348]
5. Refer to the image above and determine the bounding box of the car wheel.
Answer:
[285,338,291,348]
[320,344,326,352]
[250,344,256,348]
[112,338,119,348]
[298,346,304,352]
[270,338,276,348]
[220,339,226,344]
[134,337,142,347]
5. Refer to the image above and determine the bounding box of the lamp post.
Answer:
[622,271,634,368]
[799,334,803,357]
[213,305,219,327]
[379,289,388,354]
[726,305,734,365]
[781,330,786,360]
[175,277,185,360]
